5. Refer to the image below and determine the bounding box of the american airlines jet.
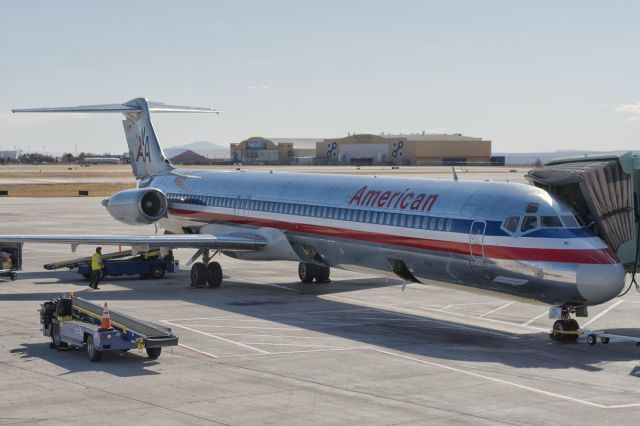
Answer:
[5,98,626,342]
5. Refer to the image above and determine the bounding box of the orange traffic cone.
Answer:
[99,302,113,330]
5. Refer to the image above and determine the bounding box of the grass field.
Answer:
[0,164,528,196]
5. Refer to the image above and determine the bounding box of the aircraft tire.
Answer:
[149,263,165,280]
[298,262,317,283]
[86,335,103,362]
[207,262,223,288]
[190,262,207,288]
[315,266,330,283]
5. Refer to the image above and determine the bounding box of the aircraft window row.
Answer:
[165,192,454,232]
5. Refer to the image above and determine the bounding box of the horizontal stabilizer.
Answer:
[12,100,220,114]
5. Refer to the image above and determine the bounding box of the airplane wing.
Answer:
[0,234,265,252]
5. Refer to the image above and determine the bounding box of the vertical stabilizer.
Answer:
[122,98,173,178]
[12,98,219,179]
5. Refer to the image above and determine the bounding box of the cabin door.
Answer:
[469,221,486,263]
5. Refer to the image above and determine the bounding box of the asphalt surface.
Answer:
[2,196,640,425]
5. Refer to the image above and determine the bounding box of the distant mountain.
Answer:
[164,141,229,159]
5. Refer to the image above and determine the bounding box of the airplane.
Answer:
[3,98,626,343]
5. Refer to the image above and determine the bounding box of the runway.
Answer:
[2,196,640,425]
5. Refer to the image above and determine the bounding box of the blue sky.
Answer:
[1,0,639,154]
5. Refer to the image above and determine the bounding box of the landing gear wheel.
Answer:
[587,334,597,345]
[315,266,331,283]
[190,262,207,288]
[298,262,317,283]
[9,272,17,281]
[149,263,165,279]
[206,262,223,288]
[51,323,68,350]
[552,319,579,343]
[86,335,102,362]
[146,347,162,359]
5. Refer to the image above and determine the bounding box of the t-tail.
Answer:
[12,98,219,179]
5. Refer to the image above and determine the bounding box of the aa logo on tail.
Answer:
[136,127,151,162]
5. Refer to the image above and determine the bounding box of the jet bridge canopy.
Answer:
[526,152,640,271]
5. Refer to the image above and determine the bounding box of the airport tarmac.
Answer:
[3,196,640,425]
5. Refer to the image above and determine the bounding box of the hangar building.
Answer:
[317,133,492,166]
[230,137,293,164]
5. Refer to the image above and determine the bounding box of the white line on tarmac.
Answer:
[213,347,370,359]
[182,325,300,330]
[329,295,516,338]
[522,310,549,327]
[173,342,640,409]
[582,300,625,328]
[419,306,547,332]
[479,302,514,318]
[178,343,218,359]
[207,333,342,340]
[242,342,343,348]
[162,320,270,354]
[370,349,640,409]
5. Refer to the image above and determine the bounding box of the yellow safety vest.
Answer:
[91,253,102,270]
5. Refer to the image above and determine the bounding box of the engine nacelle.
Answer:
[103,188,168,226]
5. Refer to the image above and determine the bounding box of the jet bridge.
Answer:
[526,152,640,272]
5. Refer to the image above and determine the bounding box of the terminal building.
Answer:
[318,133,492,166]
[229,133,495,166]
[230,137,293,165]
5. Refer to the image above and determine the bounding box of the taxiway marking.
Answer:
[162,320,270,354]
[478,302,514,318]
[582,300,625,328]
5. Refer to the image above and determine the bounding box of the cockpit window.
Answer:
[540,216,562,228]
[525,203,539,213]
[503,216,519,233]
[521,215,538,232]
[561,215,579,228]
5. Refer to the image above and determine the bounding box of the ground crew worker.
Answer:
[89,247,103,289]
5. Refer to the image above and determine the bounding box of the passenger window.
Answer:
[503,216,519,233]
[446,218,453,232]
[561,215,579,228]
[407,215,414,228]
[521,216,538,232]
[400,215,406,227]
[371,212,377,223]
[525,203,539,213]
[541,216,562,228]
[437,217,444,231]
[429,217,436,230]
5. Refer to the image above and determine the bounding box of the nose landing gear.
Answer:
[189,249,223,288]
[549,307,580,342]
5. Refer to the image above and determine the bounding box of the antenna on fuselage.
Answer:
[451,167,459,182]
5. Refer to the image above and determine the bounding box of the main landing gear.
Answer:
[298,262,331,284]
[549,307,580,343]
[190,249,223,289]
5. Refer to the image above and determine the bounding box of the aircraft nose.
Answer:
[576,263,626,305]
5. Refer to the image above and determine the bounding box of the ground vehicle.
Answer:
[76,254,177,280]
[39,293,178,362]
[44,249,178,280]
[0,242,22,281]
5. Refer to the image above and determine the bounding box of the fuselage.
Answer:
[146,169,625,307]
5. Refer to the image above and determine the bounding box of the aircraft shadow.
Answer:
[3,271,640,373]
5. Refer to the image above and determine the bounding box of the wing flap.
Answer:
[0,234,265,251]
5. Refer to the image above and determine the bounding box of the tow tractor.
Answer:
[39,293,178,362]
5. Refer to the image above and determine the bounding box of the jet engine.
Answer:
[103,188,168,226]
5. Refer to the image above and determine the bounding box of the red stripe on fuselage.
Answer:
[169,208,618,265]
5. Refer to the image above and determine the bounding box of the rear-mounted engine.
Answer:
[103,188,168,226]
